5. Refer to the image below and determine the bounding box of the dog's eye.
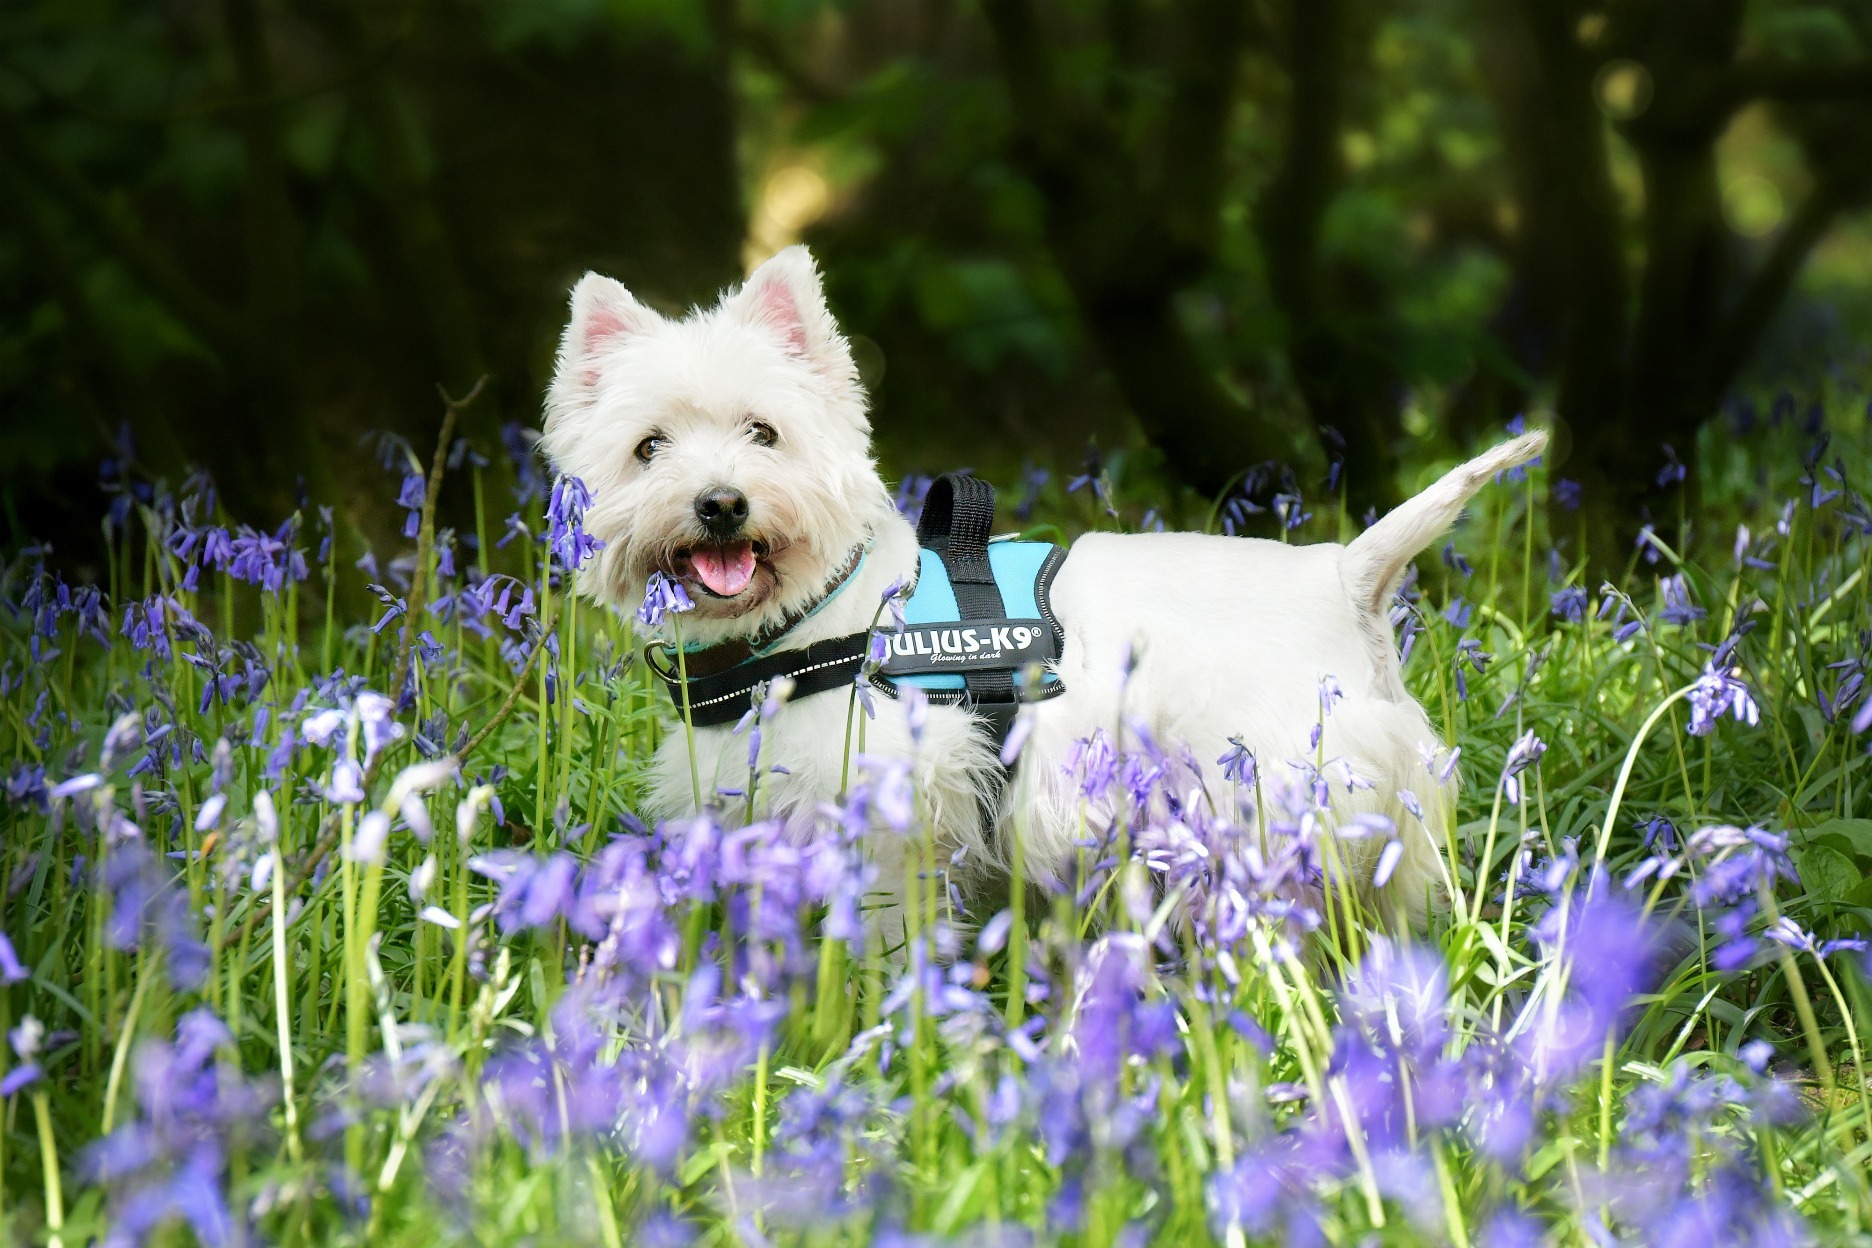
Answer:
[748,421,778,448]
[635,434,667,463]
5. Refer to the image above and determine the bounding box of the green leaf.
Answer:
[1807,818,1872,861]
[1791,842,1859,905]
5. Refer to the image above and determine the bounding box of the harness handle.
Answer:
[916,472,1013,705]
[916,473,997,585]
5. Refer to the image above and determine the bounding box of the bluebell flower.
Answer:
[1454,638,1490,700]
[1764,917,1867,960]
[1635,522,1664,565]
[1656,443,1687,488]
[894,473,934,523]
[98,839,210,991]
[1064,729,1119,800]
[0,931,27,984]
[367,582,407,635]
[1272,490,1310,530]
[879,577,909,632]
[1550,585,1588,622]
[397,471,426,538]
[1218,736,1256,785]
[1658,574,1705,626]
[1641,815,1678,855]
[637,572,694,627]
[547,475,606,571]
[1500,730,1545,805]
[495,512,531,549]
[226,520,307,592]
[1687,662,1760,736]
[490,578,537,630]
[81,1009,273,1247]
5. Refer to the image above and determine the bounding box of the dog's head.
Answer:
[543,246,890,638]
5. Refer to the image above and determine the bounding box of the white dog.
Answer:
[543,245,1546,932]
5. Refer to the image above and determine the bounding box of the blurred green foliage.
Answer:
[3,0,1872,568]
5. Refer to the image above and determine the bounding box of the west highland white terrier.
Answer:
[542,244,1547,933]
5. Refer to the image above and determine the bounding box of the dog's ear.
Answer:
[553,273,664,399]
[725,246,856,384]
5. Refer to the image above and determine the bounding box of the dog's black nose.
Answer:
[693,486,750,537]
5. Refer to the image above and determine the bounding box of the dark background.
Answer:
[4,0,1871,574]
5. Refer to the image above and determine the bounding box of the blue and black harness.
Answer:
[647,474,1066,750]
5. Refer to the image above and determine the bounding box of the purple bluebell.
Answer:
[1218,737,1256,785]
[367,583,407,635]
[0,932,27,983]
[81,1009,274,1248]
[226,520,308,593]
[495,512,531,549]
[1522,892,1665,1079]
[1500,730,1545,805]
[1635,522,1664,565]
[1658,573,1705,627]
[637,572,694,627]
[1655,443,1687,488]
[894,474,934,523]
[398,470,426,538]
[1764,917,1866,960]
[547,475,606,571]
[3,764,47,814]
[1454,638,1490,700]
[1064,729,1119,800]
[1687,662,1760,736]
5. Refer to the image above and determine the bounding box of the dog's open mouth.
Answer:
[673,540,770,598]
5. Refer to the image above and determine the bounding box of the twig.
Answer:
[459,632,550,763]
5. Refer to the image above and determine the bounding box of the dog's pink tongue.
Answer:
[690,542,756,596]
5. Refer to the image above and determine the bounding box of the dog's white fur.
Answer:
[544,245,1547,931]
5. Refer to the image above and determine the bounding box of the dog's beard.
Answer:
[654,530,790,617]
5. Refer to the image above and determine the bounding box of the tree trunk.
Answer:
[982,0,1306,500]
[1257,0,1402,516]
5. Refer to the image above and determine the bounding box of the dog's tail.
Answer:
[1342,429,1550,614]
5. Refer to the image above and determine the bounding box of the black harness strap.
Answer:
[917,474,1016,731]
[645,632,869,728]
